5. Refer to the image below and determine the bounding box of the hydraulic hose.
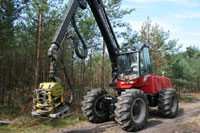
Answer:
[60,48,73,105]
[71,16,88,59]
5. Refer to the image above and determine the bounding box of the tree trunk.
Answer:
[81,59,85,86]
[89,48,93,88]
[1,44,7,105]
[34,11,43,88]
[61,44,65,83]
[8,93,11,107]
[71,49,74,86]
[42,55,45,82]
[82,59,86,95]
[101,40,105,89]
[1,87,4,105]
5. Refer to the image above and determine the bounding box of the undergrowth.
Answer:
[0,117,83,132]
[0,105,85,133]
[179,93,200,102]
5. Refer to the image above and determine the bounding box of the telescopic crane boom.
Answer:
[48,0,120,84]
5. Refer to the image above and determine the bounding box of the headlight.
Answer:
[121,81,125,84]
[129,81,134,84]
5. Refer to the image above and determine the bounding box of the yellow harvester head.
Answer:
[32,82,64,116]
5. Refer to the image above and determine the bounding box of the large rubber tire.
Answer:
[81,88,109,123]
[158,88,179,118]
[115,89,148,132]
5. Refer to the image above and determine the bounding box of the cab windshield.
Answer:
[117,53,138,77]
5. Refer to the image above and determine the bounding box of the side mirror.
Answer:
[162,71,165,77]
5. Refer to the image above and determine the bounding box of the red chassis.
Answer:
[117,73,172,94]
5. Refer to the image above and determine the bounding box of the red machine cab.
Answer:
[117,43,172,94]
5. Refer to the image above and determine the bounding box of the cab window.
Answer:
[140,47,152,76]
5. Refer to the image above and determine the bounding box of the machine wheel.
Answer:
[115,89,148,132]
[82,88,109,123]
[158,88,178,118]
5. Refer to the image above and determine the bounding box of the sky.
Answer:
[121,0,200,51]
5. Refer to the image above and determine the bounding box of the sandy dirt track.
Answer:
[54,98,200,133]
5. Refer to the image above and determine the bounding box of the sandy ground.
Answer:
[52,97,200,133]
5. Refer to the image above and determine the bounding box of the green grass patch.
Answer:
[179,94,199,102]
[0,125,11,132]
[0,116,83,133]
[0,104,86,132]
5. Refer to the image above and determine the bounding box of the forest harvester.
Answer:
[31,0,179,131]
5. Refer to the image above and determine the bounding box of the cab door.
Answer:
[139,47,152,76]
